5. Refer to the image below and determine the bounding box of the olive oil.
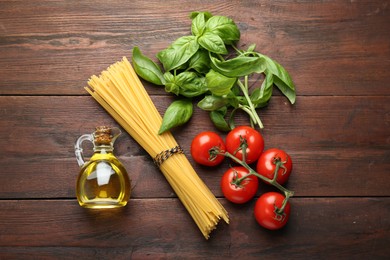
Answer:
[75,126,131,209]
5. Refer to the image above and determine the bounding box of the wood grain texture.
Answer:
[0,198,389,259]
[0,0,389,95]
[0,96,389,199]
[0,0,389,258]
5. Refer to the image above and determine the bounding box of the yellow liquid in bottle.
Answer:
[76,152,131,209]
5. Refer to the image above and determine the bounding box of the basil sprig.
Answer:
[158,99,193,134]
[132,11,296,133]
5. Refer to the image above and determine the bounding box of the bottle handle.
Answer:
[75,134,94,167]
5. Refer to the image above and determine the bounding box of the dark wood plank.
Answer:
[0,198,389,259]
[0,0,388,95]
[0,96,389,198]
[1,1,389,258]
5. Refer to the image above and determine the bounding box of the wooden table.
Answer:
[1,1,389,259]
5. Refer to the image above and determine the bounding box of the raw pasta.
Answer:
[85,57,229,239]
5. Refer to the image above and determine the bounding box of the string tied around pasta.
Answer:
[153,145,184,167]
[85,57,229,239]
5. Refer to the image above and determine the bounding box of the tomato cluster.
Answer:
[190,125,294,230]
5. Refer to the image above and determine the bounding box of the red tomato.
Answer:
[191,131,226,166]
[225,126,264,164]
[254,192,291,230]
[256,148,292,185]
[221,166,259,204]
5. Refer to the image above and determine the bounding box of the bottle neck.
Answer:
[93,144,114,153]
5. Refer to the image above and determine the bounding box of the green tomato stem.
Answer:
[224,151,294,214]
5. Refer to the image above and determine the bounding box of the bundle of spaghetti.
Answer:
[85,57,229,239]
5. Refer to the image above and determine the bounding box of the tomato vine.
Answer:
[223,151,294,215]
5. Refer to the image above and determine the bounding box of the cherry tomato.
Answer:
[254,192,291,230]
[225,126,264,164]
[221,166,259,204]
[191,131,226,166]
[256,148,292,185]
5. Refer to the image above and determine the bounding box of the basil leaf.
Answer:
[206,69,237,96]
[226,91,241,108]
[163,71,207,97]
[231,84,240,96]
[188,49,210,74]
[198,32,228,54]
[210,54,266,77]
[205,15,240,45]
[209,107,231,132]
[197,95,229,111]
[157,36,199,72]
[273,76,296,104]
[251,72,273,108]
[190,11,212,21]
[247,43,256,52]
[177,72,208,98]
[132,47,165,85]
[163,72,180,95]
[191,12,207,36]
[158,99,193,134]
[258,54,296,104]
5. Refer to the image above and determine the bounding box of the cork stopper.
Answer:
[94,126,113,145]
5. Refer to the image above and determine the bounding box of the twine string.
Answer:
[153,145,184,167]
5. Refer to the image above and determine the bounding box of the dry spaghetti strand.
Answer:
[85,57,229,239]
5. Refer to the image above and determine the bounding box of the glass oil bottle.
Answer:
[74,126,131,209]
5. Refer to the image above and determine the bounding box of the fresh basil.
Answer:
[197,95,229,111]
[190,11,212,21]
[206,69,237,96]
[251,72,274,108]
[198,32,227,54]
[209,107,231,132]
[132,47,165,85]
[226,91,241,108]
[257,53,296,104]
[187,49,210,74]
[157,36,199,72]
[210,54,266,77]
[163,72,179,95]
[177,72,207,98]
[158,99,193,134]
[247,43,256,52]
[205,15,240,45]
[191,12,207,36]
[164,71,207,98]
[132,11,296,132]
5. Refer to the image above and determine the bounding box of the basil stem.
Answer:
[237,78,264,128]
[131,11,296,132]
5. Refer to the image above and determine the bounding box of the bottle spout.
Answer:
[110,127,122,145]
